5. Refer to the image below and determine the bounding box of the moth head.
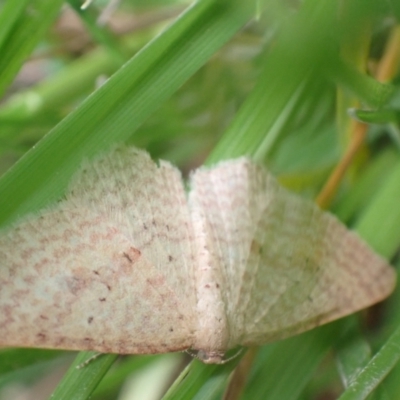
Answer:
[195,349,226,364]
[190,347,243,364]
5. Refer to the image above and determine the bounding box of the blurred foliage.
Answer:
[0,0,400,399]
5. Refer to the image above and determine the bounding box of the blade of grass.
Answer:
[333,149,400,223]
[337,326,400,400]
[335,323,375,389]
[242,322,345,400]
[0,0,30,48]
[67,0,130,63]
[0,353,72,393]
[354,159,400,258]
[92,355,174,399]
[332,155,400,399]
[330,60,394,109]
[0,30,155,123]
[50,352,118,400]
[162,357,241,400]
[335,326,392,400]
[0,0,65,97]
[0,0,258,227]
[207,0,337,164]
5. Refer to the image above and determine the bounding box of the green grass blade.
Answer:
[242,323,344,400]
[49,353,117,400]
[355,160,400,258]
[162,359,240,400]
[0,31,155,123]
[0,0,30,48]
[207,0,337,163]
[337,326,400,400]
[67,0,129,63]
[333,155,400,399]
[334,149,400,223]
[329,60,394,108]
[0,0,65,97]
[0,0,256,227]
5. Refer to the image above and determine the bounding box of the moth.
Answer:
[0,147,395,363]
